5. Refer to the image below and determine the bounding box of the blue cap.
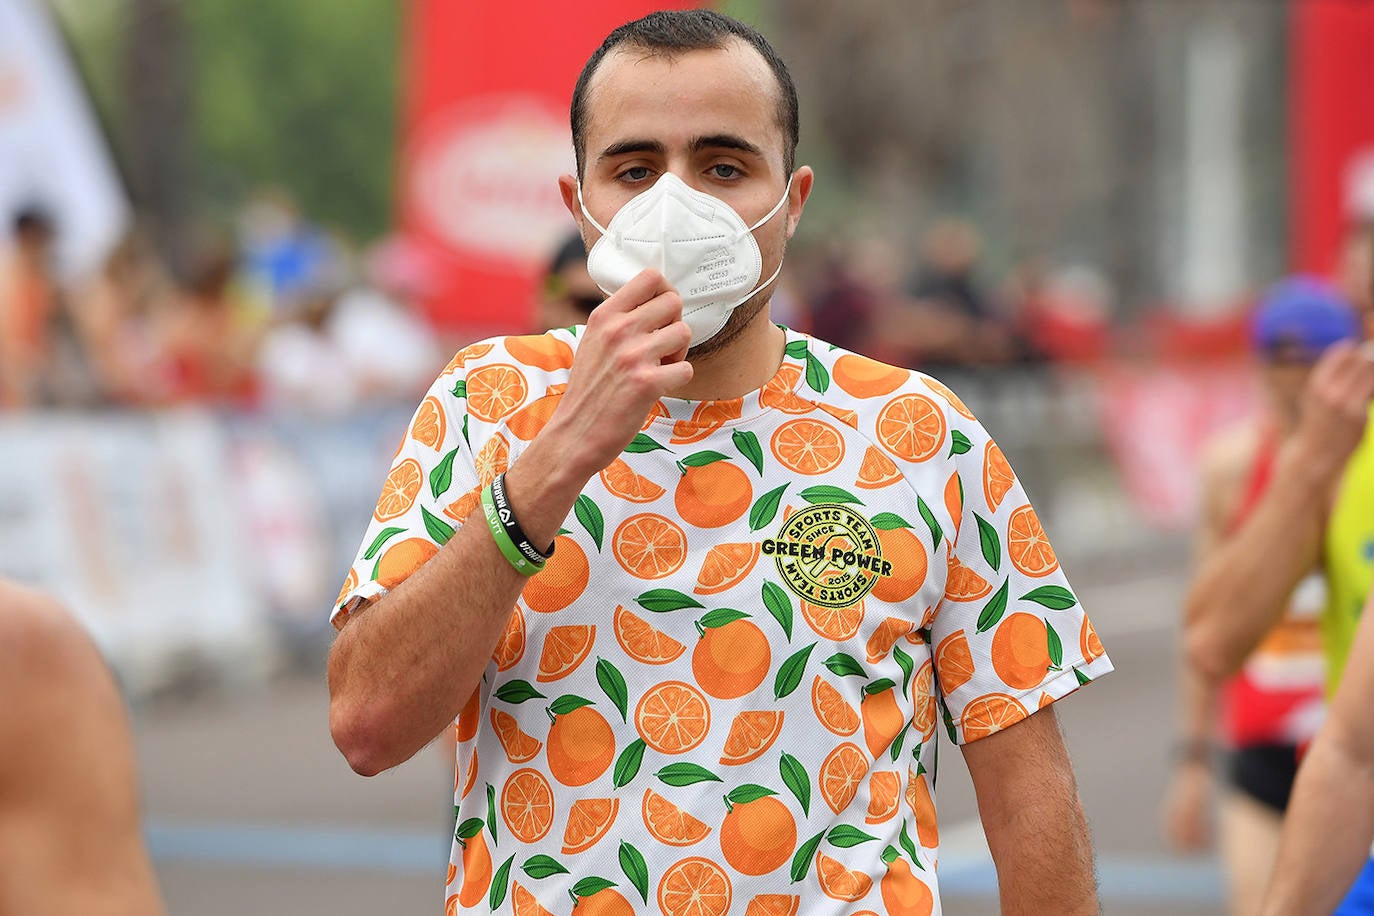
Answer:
[1252,275,1360,360]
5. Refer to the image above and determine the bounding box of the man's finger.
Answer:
[629,290,685,332]
[643,321,692,361]
[650,355,694,392]
[597,269,672,314]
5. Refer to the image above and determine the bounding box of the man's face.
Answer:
[558,41,811,357]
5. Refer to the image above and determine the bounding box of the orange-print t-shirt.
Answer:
[334,325,1113,915]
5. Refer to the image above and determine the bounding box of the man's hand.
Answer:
[1291,341,1374,484]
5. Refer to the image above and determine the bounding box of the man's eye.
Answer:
[621,166,651,182]
[711,164,740,179]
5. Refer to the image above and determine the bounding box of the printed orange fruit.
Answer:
[448,862,457,886]
[465,363,528,422]
[816,850,874,902]
[501,768,554,842]
[819,742,870,814]
[600,457,666,503]
[613,605,686,664]
[374,458,424,521]
[1007,504,1058,577]
[492,606,526,670]
[442,341,494,374]
[818,402,860,429]
[375,537,439,590]
[759,363,811,413]
[491,708,542,763]
[865,770,902,824]
[833,353,909,398]
[961,693,1029,742]
[443,484,482,523]
[512,881,556,916]
[335,568,358,611]
[992,612,1051,690]
[866,617,914,663]
[922,375,976,420]
[671,399,744,445]
[1081,615,1104,663]
[855,445,901,489]
[612,513,687,580]
[719,710,784,765]
[546,704,614,786]
[944,471,963,542]
[641,399,670,430]
[455,686,481,741]
[572,887,636,916]
[676,460,752,528]
[457,829,492,908]
[536,625,596,682]
[912,660,938,740]
[771,418,845,474]
[861,683,905,759]
[983,440,1015,514]
[934,630,975,694]
[694,542,760,595]
[1039,691,1054,709]
[505,334,574,371]
[905,768,939,848]
[881,856,934,916]
[473,432,510,485]
[800,598,866,641]
[658,856,732,916]
[506,389,564,441]
[871,526,928,604]
[744,894,800,916]
[459,747,478,799]
[812,675,860,737]
[411,395,447,450]
[636,681,711,754]
[522,535,590,613]
[693,618,771,699]
[720,795,797,876]
[944,547,992,602]
[643,787,712,846]
[561,797,619,855]
[876,393,946,462]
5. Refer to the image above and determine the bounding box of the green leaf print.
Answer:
[762,581,793,641]
[613,739,647,789]
[636,589,705,613]
[461,414,469,447]
[494,680,546,704]
[1021,585,1078,610]
[698,608,751,630]
[882,844,901,866]
[870,512,912,531]
[864,678,897,695]
[799,484,862,505]
[624,433,671,454]
[917,497,943,553]
[749,484,788,532]
[619,842,650,904]
[827,825,879,848]
[890,724,908,762]
[823,653,866,678]
[595,659,629,722]
[942,698,958,744]
[779,753,811,816]
[899,820,921,867]
[655,763,722,787]
[790,831,825,883]
[679,450,730,468]
[363,526,405,560]
[1047,621,1064,669]
[429,447,459,499]
[456,817,484,841]
[893,645,915,695]
[733,429,764,475]
[574,494,604,551]
[949,430,973,456]
[451,378,467,400]
[784,339,810,359]
[726,784,779,805]
[489,853,515,910]
[486,784,498,846]
[521,855,569,879]
[975,580,1011,633]
[548,695,595,717]
[571,877,618,898]
[1075,667,1092,685]
[976,513,1001,572]
[421,507,455,546]
[774,643,815,700]
[804,351,831,393]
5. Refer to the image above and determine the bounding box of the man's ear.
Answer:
[558,174,583,228]
[785,166,815,239]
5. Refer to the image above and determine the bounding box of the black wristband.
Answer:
[489,472,555,566]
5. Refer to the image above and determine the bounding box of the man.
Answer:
[0,207,58,407]
[535,231,604,333]
[329,11,1111,914]
[0,578,165,915]
[1164,279,1354,915]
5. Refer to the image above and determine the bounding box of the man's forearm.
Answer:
[985,789,1097,916]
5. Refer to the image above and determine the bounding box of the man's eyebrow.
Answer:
[691,134,763,157]
[598,139,666,161]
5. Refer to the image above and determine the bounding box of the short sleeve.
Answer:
[924,397,1113,745]
[330,366,483,630]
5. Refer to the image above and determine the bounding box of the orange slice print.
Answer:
[1081,616,1105,663]
[819,742,870,814]
[905,768,939,847]
[455,687,480,742]
[744,894,800,916]
[922,376,977,421]
[491,606,526,670]
[600,457,666,503]
[876,393,946,463]
[694,542,760,595]
[944,471,963,542]
[671,399,744,445]
[536,625,595,682]
[459,747,478,799]
[335,568,358,612]
[504,334,574,371]
[612,514,687,580]
[641,399,670,430]
[865,770,902,824]
[833,353,909,398]
[982,440,1015,514]
[912,660,938,740]
[643,787,712,846]
[374,458,423,521]
[474,433,509,486]
[855,445,901,489]
[1007,504,1059,577]
[816,850,874,902]
[442,342,494,375]
[505,389,564,441]
[500,768,554,842]
[800,598,866,641]
[934,630,975,694]
[866,616,915,664]
[759,364,812,413]
[443,484,482,524]
[636,681,711,754]
[491,709,542,763]
[560,797,619,855]
[613,605,686,664]
[770,418,845,475]
[961,693,1029,742]
[817,402,860,429]
[719,710,784,765]
[511,881,556,916]
[658,856,732,916]
[410,396,447,450]
[944,547,993,602]
[375,537,438,590]
[812,675,860,737]
[466,364,528,422]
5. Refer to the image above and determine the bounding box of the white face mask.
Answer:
[578,172,791,347]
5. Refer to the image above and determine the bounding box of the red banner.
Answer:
[1290,0,1374,276]
[397,1,699,339]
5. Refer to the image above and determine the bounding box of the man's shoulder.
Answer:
[438,329,579,383]
[799,333,978,428]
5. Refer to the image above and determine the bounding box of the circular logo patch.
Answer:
[762,504,890,608]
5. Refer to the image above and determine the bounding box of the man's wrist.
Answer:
[501,425,597,548]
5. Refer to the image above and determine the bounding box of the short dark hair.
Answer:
[570,10,799,179]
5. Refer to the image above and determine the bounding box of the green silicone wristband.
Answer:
[482,484,545,575]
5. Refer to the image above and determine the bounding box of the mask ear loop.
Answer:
[576,181,615,243]
[732,176,794,244]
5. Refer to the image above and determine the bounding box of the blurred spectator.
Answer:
[1017,263,1113,364]
[0,207,58,407]
[258,281,355,414]
[534,232,602,332]
[159,243,260,407]
[807,246,878,354]
[237,187,340,315]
